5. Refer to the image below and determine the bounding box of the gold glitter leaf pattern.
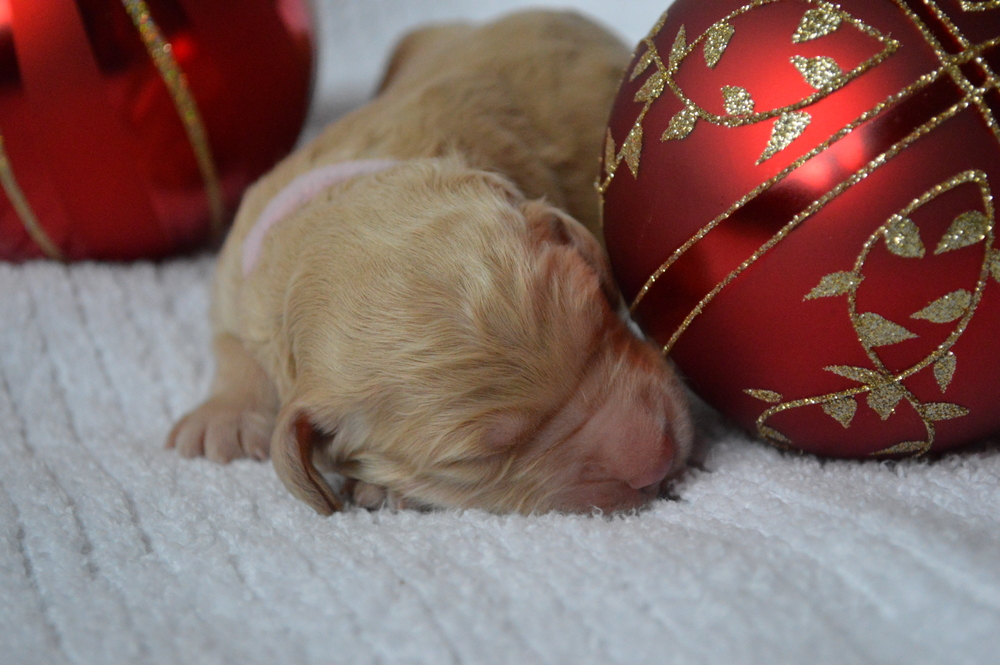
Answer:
[855,312,918,348]
[911,289,972,323]
[634,71,666,103]
[805,271,862,299]
[793,2,844,43]
[703,22,735,69]
[603,131,617,179]
[990,249,1000,282]
[740,172,993,458]
[746,389,783,403]
[825,365,883,385]
[760,426,792,444]
[918,402,970,421]
[823,396,858,428]
[791,55,845,91]
[871,441,929,457]
[722,86,755,116]
[867,382,907,420]
[662,106,698,141]
[934,352,957,392]
[630,47,655,82]
[619,5,968,461]
[621,125,643,178]
[884,216,925,258]
[758,112,811,164]
[935,211,991,254]
[669,26,687,69]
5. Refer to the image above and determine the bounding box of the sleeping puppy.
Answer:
[168,10,694,514]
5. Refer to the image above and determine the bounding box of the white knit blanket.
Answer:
[3,2,1000,663]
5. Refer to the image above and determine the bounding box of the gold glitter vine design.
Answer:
[597,0,899,187]
[959,1,1000,11]
[601,0,1000,348]
[618,5,1000,326]
[594,0,1000,456]
[656,89,974,359]
[624,66,943,317]
[0,133,63,259]
[747,170,997,457]
[122,0,225,232]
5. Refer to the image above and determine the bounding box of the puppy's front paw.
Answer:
[344,479,410,511]
[168,398,274,463]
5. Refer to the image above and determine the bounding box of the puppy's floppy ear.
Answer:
[523,201,622,306]
[271,401,342,515]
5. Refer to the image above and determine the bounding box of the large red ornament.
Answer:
[600,0,1000,458]
[0,0,312,261]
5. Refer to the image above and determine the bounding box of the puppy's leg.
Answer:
[168,333,278,463]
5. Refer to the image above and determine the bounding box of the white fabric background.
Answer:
[2,1,1000,663]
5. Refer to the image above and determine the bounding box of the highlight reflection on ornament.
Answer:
[0,0,313,261]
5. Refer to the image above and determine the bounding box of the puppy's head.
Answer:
[270,162,693,514]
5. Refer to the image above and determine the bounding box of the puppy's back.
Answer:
[214,11,630,337]
[318,10,631,234]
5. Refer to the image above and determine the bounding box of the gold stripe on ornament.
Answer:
[632,1,999,322]
[923,0,972,49]
[892,1,972,72]
[628,67,945,316]
[971,44,1000,144]
[597,1,899,196]
[657,95,973,356]
[617,0,902,313]
[619,0,999,456]
[121,0,225,233]
[959,1,1000,12]
[890,1,1000,138]
[0,134,63,260]
[637,7,1000,352]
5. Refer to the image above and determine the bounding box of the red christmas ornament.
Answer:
[600,0,1000,458]
[0,0,313,261]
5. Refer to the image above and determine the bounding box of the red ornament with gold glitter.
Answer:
[600,0,1000,458]
[0,0,313,261]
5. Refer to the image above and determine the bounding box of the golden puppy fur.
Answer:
[169,11,694,514]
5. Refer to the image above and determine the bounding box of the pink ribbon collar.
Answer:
[242,159,398,276]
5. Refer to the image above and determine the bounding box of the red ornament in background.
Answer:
[0,0,313,261]
[600,0,1000,458]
